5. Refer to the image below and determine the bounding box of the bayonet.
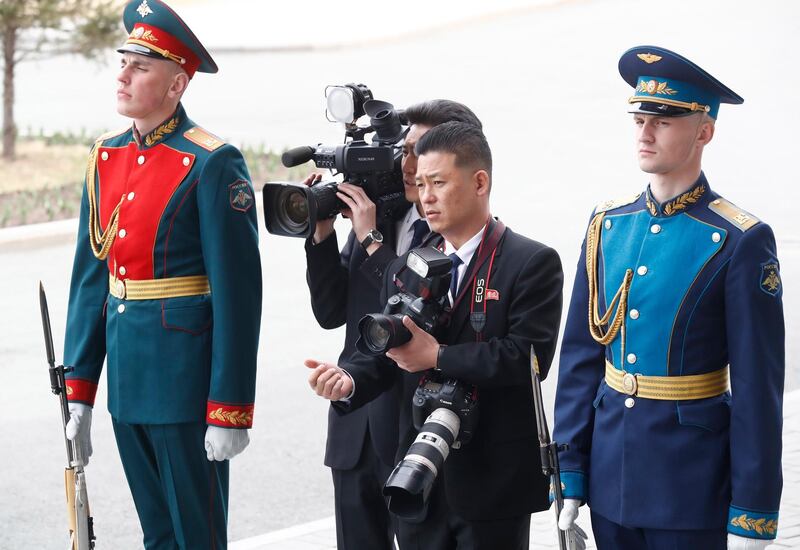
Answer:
[39,282,95,550]
[531,345,568,550]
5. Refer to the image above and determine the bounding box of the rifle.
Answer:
[530,345,568,550]
[39,282,96,550]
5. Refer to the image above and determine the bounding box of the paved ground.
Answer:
[226,390,800,549]
[3,1,798,547]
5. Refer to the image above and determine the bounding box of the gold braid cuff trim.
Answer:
[208,408,253,427]
[86,142,124,260]
[605,360,729,400]
[109,274,210,300]
[730,515,778,537]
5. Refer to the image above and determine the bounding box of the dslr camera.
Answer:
[355,247,480,520]
[262,83,409,238]
[383,371,479,520]
[356,247,452,356]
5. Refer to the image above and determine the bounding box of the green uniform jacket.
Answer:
[64,103,262,428]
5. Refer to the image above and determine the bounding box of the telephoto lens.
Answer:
[383,408,461,520]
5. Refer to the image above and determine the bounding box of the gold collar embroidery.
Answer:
[143,116,179,147]
[646,183,706,217]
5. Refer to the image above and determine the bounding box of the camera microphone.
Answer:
[281,146,315,167]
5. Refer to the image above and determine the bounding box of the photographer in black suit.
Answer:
[306,122,564,549]
[304,101,482,550]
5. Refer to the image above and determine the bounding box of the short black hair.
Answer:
[404,99,482,130]
[414,121,492,177]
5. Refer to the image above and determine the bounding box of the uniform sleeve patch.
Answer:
[229,179,254,212]
[760,260,782,297]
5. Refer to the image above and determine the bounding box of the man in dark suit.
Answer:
[306,121,564,549]
[304,101,482,549]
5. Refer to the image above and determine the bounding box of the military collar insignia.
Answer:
[646,181,706,217]
[137,0,153,18]
[637,53,662,64]
[143,117,179,147]
[135,110,182,148]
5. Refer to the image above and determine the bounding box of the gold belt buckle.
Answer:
[622,372,638,396]
[114,277,126,299]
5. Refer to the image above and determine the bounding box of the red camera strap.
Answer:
[450,217,506,341]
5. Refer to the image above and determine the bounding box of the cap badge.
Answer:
[137,0,154,18]
[130,26,157,42]
[637,79,677,96]
[637,53,662,64]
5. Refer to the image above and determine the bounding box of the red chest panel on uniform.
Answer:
[97,143,195,279]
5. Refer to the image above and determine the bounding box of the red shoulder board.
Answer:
[184,126,225,151]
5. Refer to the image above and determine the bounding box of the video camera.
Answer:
[262,84,410,238]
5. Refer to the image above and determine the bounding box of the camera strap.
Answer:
[392,217,505,341]
[450,217,506,341]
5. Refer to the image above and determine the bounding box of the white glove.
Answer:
[65,403,93,466]
[554,498,588,550]
[204,426,250,461]
[728,534,772,549]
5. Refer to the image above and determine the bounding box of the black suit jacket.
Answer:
[305,215,407,469]
[338,226,564,520]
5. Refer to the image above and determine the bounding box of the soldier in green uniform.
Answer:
[62,1,262,548]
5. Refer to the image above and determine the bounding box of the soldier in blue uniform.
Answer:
[553,46,784,549]
[62,1,262,548]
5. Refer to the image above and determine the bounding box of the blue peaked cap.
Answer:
[619,45,743,119]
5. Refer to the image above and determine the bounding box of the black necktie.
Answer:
[408,218,429,251]
[449,253,463,301]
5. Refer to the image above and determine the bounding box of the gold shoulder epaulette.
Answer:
[184,126,225,151]
[594,193,641,214]
[707,197,760,232]
[95,126,129,143]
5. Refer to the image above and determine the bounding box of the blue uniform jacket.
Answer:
[64,103,262,428]
[553,173,784,540]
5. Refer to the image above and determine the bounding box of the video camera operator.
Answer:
[306,122,564,549]
[304,101,483,549]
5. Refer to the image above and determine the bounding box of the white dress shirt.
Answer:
[395,204,428,255]
[443,225,486,305]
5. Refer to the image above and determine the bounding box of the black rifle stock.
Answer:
[39,282,95,550]
[531,345,568,550]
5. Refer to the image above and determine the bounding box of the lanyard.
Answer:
[392,217,506,341]
[439,217,506,340]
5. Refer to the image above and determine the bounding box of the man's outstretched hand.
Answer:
[305,359,353,401]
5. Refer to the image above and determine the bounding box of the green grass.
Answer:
[0,138,313,228]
